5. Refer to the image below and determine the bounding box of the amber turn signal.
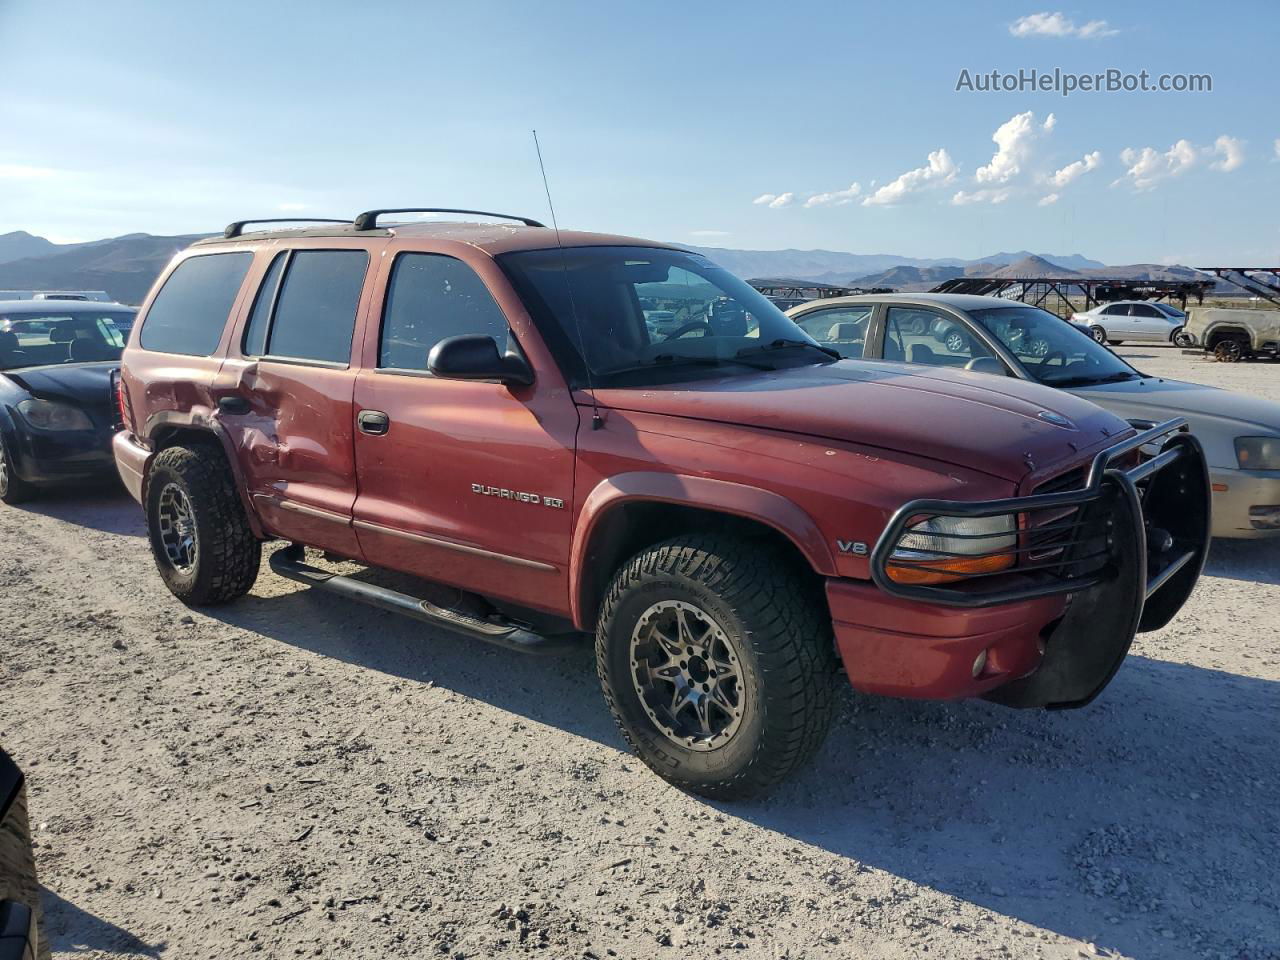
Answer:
[885,552,1015,585]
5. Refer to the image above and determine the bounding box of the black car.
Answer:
[0,748,44,959]
[0,300,135,504]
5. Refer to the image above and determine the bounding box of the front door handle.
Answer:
[357,410,390,436]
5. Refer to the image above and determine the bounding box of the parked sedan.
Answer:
[1070,300,1185,345]
[0,300,133,504]
[788,293,1280,538]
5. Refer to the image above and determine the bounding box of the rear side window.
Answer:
[139,252,252,356]
[242,252,287,357]
[264,250,368,364]
[379,254,508,371]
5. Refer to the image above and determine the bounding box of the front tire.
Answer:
[1213,337,1246,363]
[0,435,36,505]
[145,444,260,605]
[596,535,836,800]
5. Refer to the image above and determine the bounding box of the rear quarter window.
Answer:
[139,252,252,356]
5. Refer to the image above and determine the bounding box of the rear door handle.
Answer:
[357,410,390,436]
[217,396,251,415]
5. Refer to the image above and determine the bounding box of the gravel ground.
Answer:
[2,345,1277,960]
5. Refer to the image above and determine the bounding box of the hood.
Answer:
[591,360,1129,482]
[2,362,117,409]
[1070,377,1280,432]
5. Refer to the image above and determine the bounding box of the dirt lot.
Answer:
[2,345,1277,960]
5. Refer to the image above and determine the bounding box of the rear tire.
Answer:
[1089,325,1107,344]
[145,444,260,605]
[596,534,836,800]
[0,436,36,505]
[1107,340,1123,346]
[1213,337,1246,363]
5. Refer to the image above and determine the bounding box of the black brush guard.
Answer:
[869,418,1210,709]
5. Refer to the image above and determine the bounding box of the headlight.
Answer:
[1235,436,1280,471]
[887,514,1017,585]
[16,399,94,431]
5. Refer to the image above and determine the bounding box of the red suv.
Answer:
[114,210,1210,798]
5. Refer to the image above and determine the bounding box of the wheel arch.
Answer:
[570,472,836,631]
[146,421,265,539]
[1205,324,1252,348]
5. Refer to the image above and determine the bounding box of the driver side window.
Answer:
[883,307,996,369]
[380,253,511,371]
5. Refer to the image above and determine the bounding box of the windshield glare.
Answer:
[499,246,829,387]
[968,306,1140,387]
[0,313,131,370]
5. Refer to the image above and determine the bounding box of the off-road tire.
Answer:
[596,534,836,800]
[0,435,36,505]
[145,443,260,605]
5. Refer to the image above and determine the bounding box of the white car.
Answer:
[1070,300,1185,345]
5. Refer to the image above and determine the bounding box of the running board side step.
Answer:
[269,545,580,655]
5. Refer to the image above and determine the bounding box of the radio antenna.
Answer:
[533,129,602,430]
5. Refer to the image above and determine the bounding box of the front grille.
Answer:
[1025,467,1087,565]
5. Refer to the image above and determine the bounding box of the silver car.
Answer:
[788,293,1280,539]
[1070,300,1185,346]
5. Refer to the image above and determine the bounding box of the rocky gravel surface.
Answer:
[1,345,1277,959]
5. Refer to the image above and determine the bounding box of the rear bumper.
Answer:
[112,430,150,503]
[1209,467,1280,538]
[828,578,1063,699]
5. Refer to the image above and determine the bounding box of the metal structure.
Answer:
[930,276,1215,319]
[1194,267,1280,307]
[748,277,894,311]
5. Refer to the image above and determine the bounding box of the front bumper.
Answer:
[112,430,150,504]
[1209,467,1280,538]
[849,419,1210,709]
[6,423,116,486]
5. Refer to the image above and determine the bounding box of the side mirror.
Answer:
[427,335,533,387]
[965,356,1008,377]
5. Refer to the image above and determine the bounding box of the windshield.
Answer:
[1154,302,1185,319]
[0,312,131,370]
[968,305,1141,387]
[499,246,832,387]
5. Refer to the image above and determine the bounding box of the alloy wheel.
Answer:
[1214,339,1244,363]
[1091,326,1107,344]
[629,600,744,752]
[0,444,8,498]
[156,482,199,572]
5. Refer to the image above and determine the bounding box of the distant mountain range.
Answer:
[0,229,1212,305]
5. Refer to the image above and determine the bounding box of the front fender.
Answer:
[568,470,836,629]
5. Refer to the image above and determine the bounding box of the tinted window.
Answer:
[883,307,997,368]
[1102,304,1129,316]
[243,252,286,357]
[266,250,368,364]
[1132,303,1161,318]
[380,254,508,370]
[139,252,251,356]
[793,306,872,356]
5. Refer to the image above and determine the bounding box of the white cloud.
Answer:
[1009,12,1118,39]
[276,202,309,212]
[803,182,861,208]
[1116,136,1244,189]
[951,187,1013,206]
[1038,193,1060,206]
[1047,150,1102,188]
[1210,135,1245,172]
[752,192,793,208]
[975,111,1055,184]
[0,163,61,180]
[862,149,957,206]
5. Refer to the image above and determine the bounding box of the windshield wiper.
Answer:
[597,354,775,379]
[1045,371,1141,388]
[737,338,841,361]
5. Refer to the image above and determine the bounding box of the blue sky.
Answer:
[1,0,1275,265]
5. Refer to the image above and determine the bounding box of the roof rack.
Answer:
[353,208,545,231]
[223,218,350,239]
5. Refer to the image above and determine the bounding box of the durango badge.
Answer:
[471,483,564,509]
